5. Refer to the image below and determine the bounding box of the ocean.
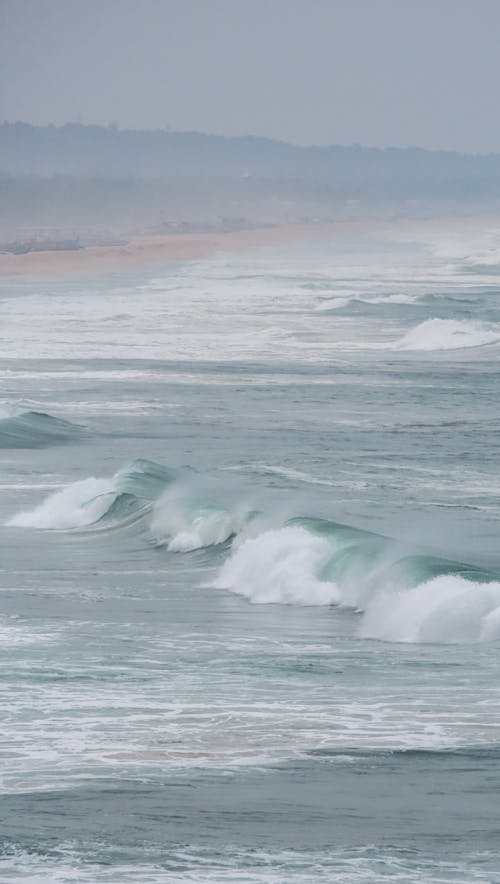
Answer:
[1,221,500,882]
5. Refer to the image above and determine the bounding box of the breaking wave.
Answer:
[315,293,418,311]
[150,490,254,551]
[0,405,84,448]
[394,318,500,351]
[460,247,500,274]
[6,459,175,530]
[213,518,500,644]
[7,460,500,643]
[6,458,253,550]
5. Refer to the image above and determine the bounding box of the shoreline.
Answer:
[1,214,499,279]
[0,223,341,279]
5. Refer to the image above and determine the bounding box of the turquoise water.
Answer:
[1,223,500,881]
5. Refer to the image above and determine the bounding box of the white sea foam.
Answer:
[1,843,494,884]
[151,490,250,551]
[6,478,115,529]
[314,296,354,311]
[5,459,174,530]
[0,618,58,646]
[0,403,18,419]
[360,575,500,643]
[0,399,30,419]
[214,526,340,605]
[10,472,500,644]
[315,293,417,311]
[5,463,250,548]
[213,526,500,643]
[395,318,500,351]
[461,245,500,271]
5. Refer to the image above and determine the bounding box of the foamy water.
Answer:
[1,222,500,882]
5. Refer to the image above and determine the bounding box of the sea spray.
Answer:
[151,486,256,551]
[5,458,256,547]
[6,459,174,530]
[395,318,500,351]
[7,459,500,643]
[213,522,500,643]
[360,574,500,643]
[213,526,340,605]
[7,477,116,529]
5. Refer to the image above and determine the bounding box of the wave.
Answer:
[394,318,500,351]
[315,293,417,311]
[213,518,500,644]
[8,460,500,643]
[461,247,500,274]
[6,459,250,550]
[151,490,255,551]
[6,459,175,530]
[0,407,84,448]
[430,232,500,274]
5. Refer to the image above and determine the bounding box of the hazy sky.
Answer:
[2,0,500,153]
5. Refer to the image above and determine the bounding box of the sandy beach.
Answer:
[2,214,497,280]
[0,223,342,278]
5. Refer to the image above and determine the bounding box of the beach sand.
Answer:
[0,224,340,278]
[2,215,497,280]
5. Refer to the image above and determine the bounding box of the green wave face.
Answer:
[7,464,500,642]
[85,459,178,529]
[113,458,177,500]
[5,458,177,532]
[290,516,498,590]
[0,410,85,448]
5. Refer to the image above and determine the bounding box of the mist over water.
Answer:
[2,222,500,881]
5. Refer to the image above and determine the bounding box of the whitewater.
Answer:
[1,221,500,882]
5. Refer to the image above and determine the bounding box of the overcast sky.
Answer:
[2,0,500,153]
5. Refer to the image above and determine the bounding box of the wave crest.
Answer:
[8,461,500,644]
[6,458,173,530]
[361,574,500,643]
[151,491,253,551]
[7,477,116,529]
[395,318,500,351]
[214,526,339,604]
[0,408,84,448]
[6,459,252,549]
[213,520,500,644]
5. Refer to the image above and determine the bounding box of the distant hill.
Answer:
[2,122,500,194]
[1,122,500,236]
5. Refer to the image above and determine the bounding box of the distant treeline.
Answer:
[2,123,500,236]
[2,122,500,200]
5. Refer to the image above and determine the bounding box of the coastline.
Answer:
[0,223,340,278]
[1,214,498,280]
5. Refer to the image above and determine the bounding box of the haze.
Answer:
[2,0,500,153]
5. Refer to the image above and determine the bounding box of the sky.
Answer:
[1,0,500,153]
